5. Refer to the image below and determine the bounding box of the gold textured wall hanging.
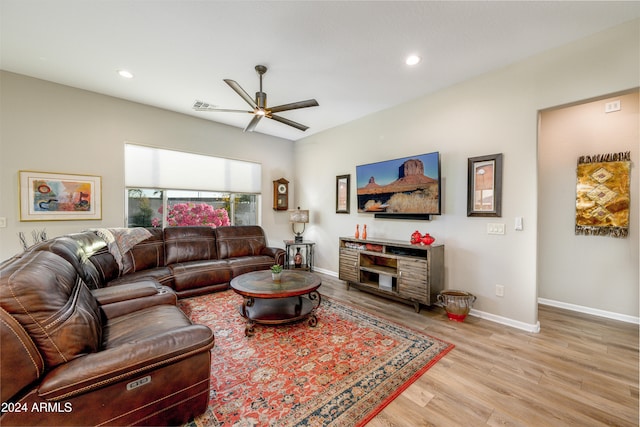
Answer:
[575,151,630,238]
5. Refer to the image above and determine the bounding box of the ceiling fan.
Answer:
[193,65,319,132]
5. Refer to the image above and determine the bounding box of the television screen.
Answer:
[356,152,441,216]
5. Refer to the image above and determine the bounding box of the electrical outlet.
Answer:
[495,285,504,297]
[605,100,621,113]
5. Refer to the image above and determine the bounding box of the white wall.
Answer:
[294,19,640,328]
[0,71,296,259]
[538,90,639,319]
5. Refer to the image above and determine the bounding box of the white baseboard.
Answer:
[538,298,640,325]
[469,309,541,333]
[313,267,337,277]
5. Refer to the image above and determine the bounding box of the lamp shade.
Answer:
[289,208,309,223]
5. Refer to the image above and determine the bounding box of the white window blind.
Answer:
[125,143,261,193]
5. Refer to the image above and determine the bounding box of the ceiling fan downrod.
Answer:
[255,65,267,110]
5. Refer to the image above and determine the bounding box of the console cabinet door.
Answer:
[339,248,359,283]
[397,258,428,303]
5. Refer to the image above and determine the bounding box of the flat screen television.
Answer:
[356,151,441,219]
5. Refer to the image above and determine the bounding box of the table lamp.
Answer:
[289,207,309,243]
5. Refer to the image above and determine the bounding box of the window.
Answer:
[124,144,261,228]
[126,189,259,228]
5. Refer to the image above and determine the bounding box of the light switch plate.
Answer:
[0,217,6,228]
[487,223,505,235]
[515,216,523,231]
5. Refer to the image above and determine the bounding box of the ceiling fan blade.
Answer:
[269,99,319,114]
[269,114,310,131]
[224,79,258,109]
[192,100,251,113]
[244,114,263,132]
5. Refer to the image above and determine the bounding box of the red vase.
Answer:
[421,234,435,245]
[362,224,367,240]
[355,224,360,239]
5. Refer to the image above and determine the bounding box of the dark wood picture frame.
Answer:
[336,174,350,214]
[467,153,503,217]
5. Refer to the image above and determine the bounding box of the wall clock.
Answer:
[273,178,289,211]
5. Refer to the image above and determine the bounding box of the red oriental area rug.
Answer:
[179,290,453,427]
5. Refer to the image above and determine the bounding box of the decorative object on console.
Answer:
[19,170,102,221]
[467,153,503,217]
[356,151,441,220]
[410,230,435,245]
[362,224,367,239]
[575,151,630,238]
[355,224,360,239]
[289,207,309,242]
[336,174,350,213]
[437,290,477,322]
[273,178,289,211]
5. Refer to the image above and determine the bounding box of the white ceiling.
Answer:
[2,1,639,141]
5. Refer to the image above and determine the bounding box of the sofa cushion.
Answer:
[227,255,276,277]
[70,231,121,285]
[164,226,217,265]
[215,225,267,259]
[169,260,232,292]
[107,266,174,289]
[119,227,165,275]
[0,306,45,403]
[30,236,103,289]
[0,251,102,369]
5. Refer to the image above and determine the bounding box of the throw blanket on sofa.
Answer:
[91,228,152,272]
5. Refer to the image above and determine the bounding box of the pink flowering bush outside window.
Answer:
[151,203,230,228]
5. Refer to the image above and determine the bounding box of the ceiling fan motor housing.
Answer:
[256,92,267,110]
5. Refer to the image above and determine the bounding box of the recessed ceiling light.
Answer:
[117,69,134,79]
[405,55,421,66]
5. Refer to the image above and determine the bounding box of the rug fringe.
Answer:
[575,225,629,238]
[577,151,630,164]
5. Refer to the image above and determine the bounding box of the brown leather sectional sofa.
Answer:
[0,225,285,426]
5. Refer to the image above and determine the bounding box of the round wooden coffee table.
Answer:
[230,270,322,336]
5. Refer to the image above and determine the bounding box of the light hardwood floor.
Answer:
[318,273,639,427]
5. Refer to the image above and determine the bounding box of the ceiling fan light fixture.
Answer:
[117,69,134,79]
[255,109,266,116]
[405,55,421,66]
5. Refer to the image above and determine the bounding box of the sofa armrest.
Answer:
[93,281,177,318]
[92,280,162,304]
[38,324,214,401]
[261,247,285,266]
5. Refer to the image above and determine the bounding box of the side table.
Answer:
[283,240,315,271]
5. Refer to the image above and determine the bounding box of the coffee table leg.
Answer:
[242,297,256,336]
[245,320,256,336]
[307,291,321,327]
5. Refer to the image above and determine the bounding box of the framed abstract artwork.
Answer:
[19,170,102,221]
[336,174,350,214]
[467,153,503,217]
